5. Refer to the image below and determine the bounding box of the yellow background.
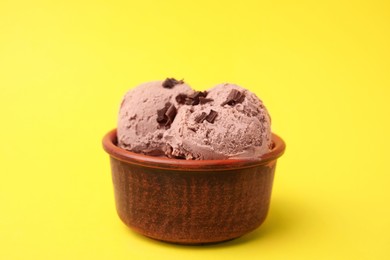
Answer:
[1,0,389,259]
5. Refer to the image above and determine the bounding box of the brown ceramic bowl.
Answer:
[102,129,285,244]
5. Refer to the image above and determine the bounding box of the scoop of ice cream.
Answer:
[163,83,272,159]
[117,79,272,160]
[117,79,192,155]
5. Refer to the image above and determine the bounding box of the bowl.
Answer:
[102,129,285,244]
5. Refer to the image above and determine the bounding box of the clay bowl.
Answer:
[102,129,285,245]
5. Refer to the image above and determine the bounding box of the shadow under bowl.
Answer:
[102,129,285,245]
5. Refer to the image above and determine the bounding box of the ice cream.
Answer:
[117,79,192,155]
[117,78,272,160]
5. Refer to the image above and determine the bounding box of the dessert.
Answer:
[118,78,272,160]
[103,77,285,244]
[117,79,192,156]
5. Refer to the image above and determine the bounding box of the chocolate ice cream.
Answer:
[117,79,192,155]
[117,78,272,160]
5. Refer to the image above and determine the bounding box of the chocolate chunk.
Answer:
[157,104,169,124]
[175,93,187,104]
[205,110,218,123]
[188,91,208,105]
[165,103,177,124]
[199,96,214,104]
[185,98,195,105]
[176,91,211,106]
[221,89,245,106]
[237,93,245,103]
[156,102,177,127]
[195,110,218,124]
[162,78,184,89]
[186,91,201,105]
[194,112,208,123]
[187,91,207,99]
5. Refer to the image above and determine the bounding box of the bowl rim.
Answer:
[102,129,285,171]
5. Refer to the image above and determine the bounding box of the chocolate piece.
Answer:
[175,91,210,106]
[185,91,208,105]
[165,103,177,124]
[187,91,207,99]
[199,96,214,104]
[157,102,177,127]
[185,97,195,105]
[195,112,207,123]
[175,93,187,104]
[205,110,218,123]
[162,78,184,89]
[221,89,245,106]
[157,103,169,124]
[194,110,218,124]
[238,91,245,102]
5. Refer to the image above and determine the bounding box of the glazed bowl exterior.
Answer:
[103,129,285,244]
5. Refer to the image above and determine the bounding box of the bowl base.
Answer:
[142,233,242,246]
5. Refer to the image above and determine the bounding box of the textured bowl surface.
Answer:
[103,129,285,244]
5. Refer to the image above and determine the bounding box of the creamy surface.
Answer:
[117,80,272,160]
